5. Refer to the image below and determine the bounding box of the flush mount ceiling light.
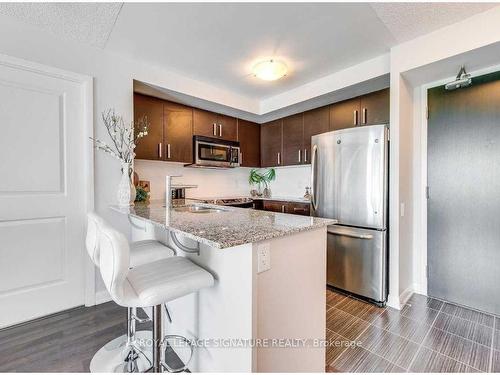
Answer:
[252,59,288,81]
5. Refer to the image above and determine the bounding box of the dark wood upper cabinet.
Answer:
[193,108,237,141]
[329,97,361,131]
[237,119,260,168]
[359,88,390,126]
[303,106,330,164]
[282,113,304,166]
[218,114,237,141]
[330,88,389,131]
[164,101,193,163]
[134,94,164,161]
[260,119,282,167]
[193,108,218,138]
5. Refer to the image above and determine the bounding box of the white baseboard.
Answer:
[95,290,112,305]
[399,284,416,307]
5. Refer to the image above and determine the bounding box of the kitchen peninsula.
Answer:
[112,200,334,372]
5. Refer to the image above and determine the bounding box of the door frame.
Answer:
[0,53,96,307]
[414,63,500,296]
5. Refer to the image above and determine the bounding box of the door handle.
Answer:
[304,148,308,163]
[353,110,359,126]
[158,143,162,159]
[362,108,367,124]
[298,149,301,163]
[311,145,318,211]
[277,152,281,165]
[327,227,373,239]
[167,144,171,159]
[281,205,285,213]
[212,123,217,136]
[218,124,222,137]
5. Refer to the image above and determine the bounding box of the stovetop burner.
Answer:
[193,197,254,207]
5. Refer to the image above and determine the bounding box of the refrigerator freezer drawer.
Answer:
[327,226,387,302]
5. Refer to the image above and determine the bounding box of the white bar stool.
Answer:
[86,212,175,372]
[98,220,214,372]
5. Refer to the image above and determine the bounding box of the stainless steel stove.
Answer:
[192,197,254,208]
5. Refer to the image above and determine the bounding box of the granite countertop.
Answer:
[111,200,334,249]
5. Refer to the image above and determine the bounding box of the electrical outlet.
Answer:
[257,243,271,273]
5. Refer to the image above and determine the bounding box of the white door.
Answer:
[0,56,91,328]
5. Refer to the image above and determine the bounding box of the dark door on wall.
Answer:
[427,71,500,315]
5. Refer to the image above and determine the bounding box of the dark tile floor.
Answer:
[325,288,500,372]
[1,291,498,373]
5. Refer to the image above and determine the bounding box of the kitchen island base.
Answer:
[129,216,327,372]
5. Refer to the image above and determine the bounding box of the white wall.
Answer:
[389,5,500,307]
[135,160,311,200]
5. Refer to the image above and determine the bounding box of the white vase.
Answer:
[117,162,136,207]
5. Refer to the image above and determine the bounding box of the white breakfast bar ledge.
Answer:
[111,199,335,372]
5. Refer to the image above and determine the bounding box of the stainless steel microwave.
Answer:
[189,136,241,168]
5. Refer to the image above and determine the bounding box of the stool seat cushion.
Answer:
[124,256,215,307]
[130,240,175,268]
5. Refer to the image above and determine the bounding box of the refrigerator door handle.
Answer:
[311,144,318,211]
[327,227,374,240]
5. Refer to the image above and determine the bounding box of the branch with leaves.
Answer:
[249,168,276,188]
[90,109,149,164]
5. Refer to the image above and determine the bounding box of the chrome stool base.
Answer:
[90,330,152,373]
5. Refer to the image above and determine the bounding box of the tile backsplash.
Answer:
[134,160,311,200]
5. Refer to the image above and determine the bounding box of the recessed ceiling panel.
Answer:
[107,3,397,99]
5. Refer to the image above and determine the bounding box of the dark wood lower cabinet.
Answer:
[256,200,310,216]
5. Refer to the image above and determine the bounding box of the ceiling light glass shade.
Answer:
[253,59,288,81]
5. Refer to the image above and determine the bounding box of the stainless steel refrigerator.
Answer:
[311,124,388,305]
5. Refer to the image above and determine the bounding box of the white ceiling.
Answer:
[0,2,122,48]
[370,2,498,44]
[0,2,496,102]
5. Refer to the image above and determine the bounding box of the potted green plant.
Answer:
[249,168,276,198]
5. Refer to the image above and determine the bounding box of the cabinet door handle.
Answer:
[281,205,285,213]
[304,148,308,162]
[212,123,217,136]
[218,124,222,137]
[353,110,358,126]
[277,152,281,165]
[167,144,171,159]
[362,108,367,124]
[298,149,301,163]
[158,143,162,159]
[240,151,243,164]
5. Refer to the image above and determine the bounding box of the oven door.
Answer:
[195,140,232,167]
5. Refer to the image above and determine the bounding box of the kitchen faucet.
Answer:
[165,175,182,208]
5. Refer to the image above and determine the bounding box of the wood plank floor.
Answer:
[0,302,134,372]
[326,288,500,373]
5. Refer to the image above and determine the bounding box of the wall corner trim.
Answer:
[95,290,112,305]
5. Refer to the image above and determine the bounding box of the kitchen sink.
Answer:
[173,205,227,214]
